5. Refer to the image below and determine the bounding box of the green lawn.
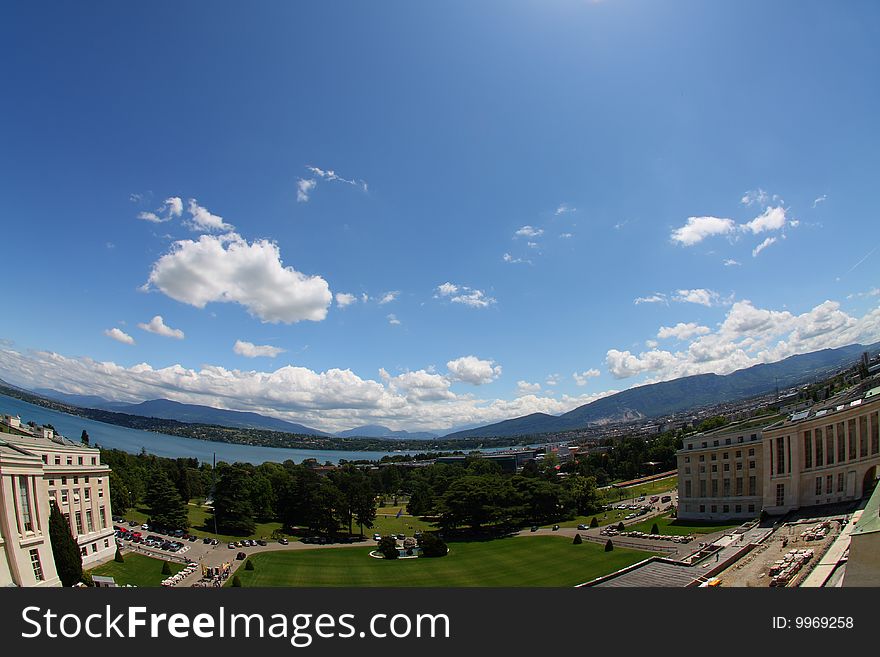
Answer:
[123,502,286,543]
[89,553,185,587]
[624,512,741,536]
[370,512,433,536]
[599,476,678,504]
[546,508,639,529]
[228,536,653,587]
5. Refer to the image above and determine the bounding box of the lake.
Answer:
[0,393,435,465]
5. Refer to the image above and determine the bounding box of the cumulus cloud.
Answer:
[446,356,502,385]
[378,291,399,305]
[741,206,788,234]
[752,236,777,258]
[605,298,880,383]
[183,199,235,232]
[104,328,135,345]
[516,380,542,395]
[335,292,357,308]
[296,178,317,202]
[233,340,286,358]
[434,282,496,308]
[670,216,736,246]
[657,322,710,341]
[673,288,721,307]
[137,315,185,340]
[137,197,183,223]
[515,225,544,238]
[146,232,332,324]
[572,369,600,386]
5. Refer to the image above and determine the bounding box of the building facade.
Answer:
[676,418,768,521]
[762,387,880,515]
[1,414,115,585]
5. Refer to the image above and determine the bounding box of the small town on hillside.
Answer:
[2,350,878,589]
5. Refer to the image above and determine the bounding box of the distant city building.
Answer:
[1,414,115,586]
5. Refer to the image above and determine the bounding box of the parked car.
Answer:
[141,523,149,530]
[228,543,236,549]
[372,533,382,541]
[257,539,267,546]
[552,525,560,531]
[530,526,538,532]
[278,538,289,545]
[128,520,138,526]
[236,552,246,560]
[203,537,213,544]
[577,524,588,530]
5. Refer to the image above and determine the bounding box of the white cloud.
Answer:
[502,253,530,264]
[104,328,135,345]
[386,314,401,326]
[559,233,573,239]
[137,315,185,340]
[446,356,502,385]
[378,291,400,305]
[305,165,368,191]
[527,241,539,249]
[335,292,357,308]
[605,348,679,379]
[812,195,828,208]
[185,199,234,232]
[740,188,769,207]
[673,289,721,307]
[572,369,600,386]
[296,178,317,202]
[137,197,183,224]
[657,322,710,341]
[435,282,496,308]
[723,259,741,267]
[741,206,788,234]
[233,340,286,358]
[752,236,777,258]
[555,203,576,215]
[515,225,544,238]
[146,232,332,324]
[516,380,542,395]
[614,220,629,230]
[645,339,659,349]
[634,293,668,305]
[545,373,561,386]
[670,216,736,246]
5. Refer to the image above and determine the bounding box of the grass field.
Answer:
[227,536,653,587]
[624,512,741,536]
[599,476,678,504]
[89,553,185,587]
[123,503,286,543]
[546,508,638,529]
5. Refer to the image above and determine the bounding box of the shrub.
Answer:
[377,535,399,559]
[573,533,582,545]
[161,561,172,576]
[418,532,448,558]
[244,560,254,571]
[590,517,599,528]
[651,523,659,535]
[617,522,625,532]
[231,575,242,587]
[605,539,614,552]
[114,548,125,563]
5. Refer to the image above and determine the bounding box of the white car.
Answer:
[373,533,382,541]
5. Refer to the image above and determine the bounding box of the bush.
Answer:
[377,535,399,559]
[231,575,242,587]
[161,561,172,576]
[605,539,614,552]
[114,548,125,563]
[617,522,625,532]
[573,533,582,545]
[590,517,599,528]
[244,560,254,571]
[418,532,448,558]
[651,523,659,535]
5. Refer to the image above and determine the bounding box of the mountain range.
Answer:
[336,424,439,440]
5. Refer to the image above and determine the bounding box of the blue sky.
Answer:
[1,0,879,434]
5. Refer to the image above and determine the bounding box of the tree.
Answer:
[331,466,375,535]
[418,532,447,558]
[109,470,132,515]
[244,560,254,571]
[231,575,242,587]
[114,547,125,563]
[437,475,512,530]
[605,539,614,552]
[377,535,399,559]
[616,522,625,532]
[212,465,256,535]
[651,523,659,535]
[146,469,188,529]
[589,517,599,528]
[80,430,90,445]
[573,533,583,545]
[161,561,172,576]
[48,502,82,586]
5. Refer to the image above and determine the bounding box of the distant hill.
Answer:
[30,391,330,437]
[443,342,879,439]
[336,424,439,440]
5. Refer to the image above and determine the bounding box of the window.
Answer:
[722,505,729,513]
[749,460,756,470]
[699,505,706,513]
[699,455,705,462]
[61,477,66,485]
[723,452,729,460]
[725,438,731,445]
[859,416,868,457]
[816,427,824,467]
[776,438,785,475]
[826,427,835,465]
[748,448,755,457]
[872,411,879,454]
[699,480,707,497]
[684,456,690,463]
[99,507,106,528]
[837,473,844,493]
[78,456,84,465]
[711,480,718,497]
[17,476,33,532]
[711,454,717,461]
[42,454,48,464]
[735,450,742,458]
[723,479,731,496]
[748,504,755,513]
[84,488,90,501]
[48,479,54,486]
[75,511,83,534]
[685,480,692,497]
[73,477,78,485]
[815,477,822,496]
[826,475,833,495]
[91,543,97,553]
[66,457,72,465]
[29,549,44,582]
[98,488,103,498]
[837,422,846,462]
[711,464,718,473]
[751,434,757,441]
[776,483,785,507]
[86,509,93,533]
[91,457,97,465]
[104,539,110,548]
[54,456,61,465]
[736,477,743,496]
[61,490,68,505]
[84,476,89,484]
[804,431,813,469]
[713,440,719,447]
[701,442,707,448]
[735,504,742,513]
[748,476,757,496]
[736,462,743,471]
[711,505,717,513]
[684,466,691,475]
[723,463,730,472]
[848,419,857,460]
[80,547,87,557]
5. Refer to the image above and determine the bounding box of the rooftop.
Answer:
[851,478,880,537]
